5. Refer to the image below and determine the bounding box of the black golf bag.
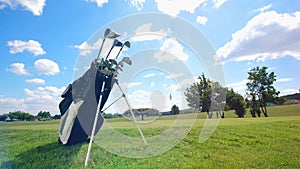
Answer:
[58,60,115,145]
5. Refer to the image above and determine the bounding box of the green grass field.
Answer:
[1,104,300,169]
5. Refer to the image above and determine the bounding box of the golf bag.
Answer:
[58,60,115,145]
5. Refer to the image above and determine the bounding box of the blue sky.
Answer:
[0,0,299,115]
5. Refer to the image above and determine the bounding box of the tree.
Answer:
[123,108,159,118]
[7,111,19,120]
[210,81,226,118]
[274,96,286,105]
[225,88,246,118]
[6,111,34,121]
[23,113,34,121]
[37,111,51,121]
[185,73,225,118]
[0,114,8,121]
[185,74,211,116]
[185,83,201,111]
[52,114,61,120]
[171,105,180,115]
[246,66,279,117]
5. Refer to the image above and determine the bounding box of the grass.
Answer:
[0,104,300,169]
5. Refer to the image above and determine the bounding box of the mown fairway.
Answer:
[1,104,300,169]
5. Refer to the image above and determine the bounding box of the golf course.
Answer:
[1,104,299,169]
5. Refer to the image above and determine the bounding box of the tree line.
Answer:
[185,66,283,118]
[0,111,61,122]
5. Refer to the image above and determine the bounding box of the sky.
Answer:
[0,0,299,115]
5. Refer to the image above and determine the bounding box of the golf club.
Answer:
[96,28,120,60]
[115,57,132,73]
[105,39,123,60]
[115,41,131,59]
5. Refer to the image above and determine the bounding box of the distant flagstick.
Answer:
[169,93,174,107]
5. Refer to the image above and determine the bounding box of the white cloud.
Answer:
[177,76,198,91]
[7,40,46,56]
[253,4,272,13]
[0,86,65,115]
[0,4,6,9]
[23,86,65,115]
[217,11,300,63]
[154,38,189,63]
[126,0,145,10]
[73,39,102,56]
[226,79,249,92]
[34,59,60,75]
[150,82,155,87]
[0,97,25,113]
[196,16,208,25]
[73,37,113,57]
[277,78,293,82]
[86,0,108,7]
[166,76,198,94]
[129,82,143,88]
[213,0,228,8]
[0,0,46,16]
[25,78,45,84]
[281,88,299,96]
[143,73,156,78]
[131,33,164,42]
[131,23,171,42]
[127,89,172,111]
[155,0,206,17]
[169,84,180,92]
[121,82,143,88]
[9,63,30,75]
[165,72,184,79]
[128,89,151,109]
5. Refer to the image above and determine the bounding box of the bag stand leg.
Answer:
[84,82,106,166]
[116,81,147,144]
[84,80,147,166]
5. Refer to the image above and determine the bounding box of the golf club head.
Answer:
[113,39,123,47]
[124,41,131,48]
[118,61,124,67]
[105,39,123,60]
[109,59,118,65]
[104,28,120,39]
[121,57,132,65]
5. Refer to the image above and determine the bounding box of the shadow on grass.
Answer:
[1,142,83,169]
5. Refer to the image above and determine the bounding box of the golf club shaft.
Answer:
[96,38,106,60]
[115,45,124,59]
[105,45,115,60]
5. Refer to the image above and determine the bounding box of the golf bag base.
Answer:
[58,95,90,145]
[58,118,89,145]
[58,61,114,145]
